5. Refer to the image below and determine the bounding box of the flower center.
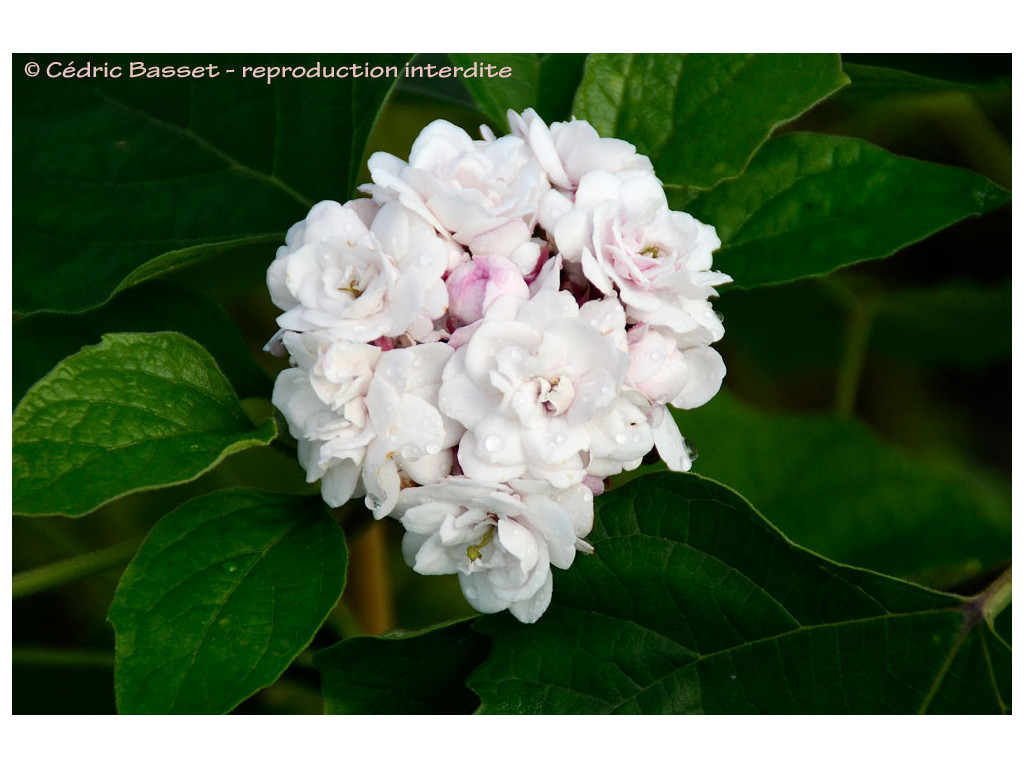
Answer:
[538,376,574,416]
[467,525,495,562]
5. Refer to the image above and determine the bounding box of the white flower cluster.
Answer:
[267,109,730,623]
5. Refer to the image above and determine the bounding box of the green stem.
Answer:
[12,539,140,599]
[833,290,875,418]
[12,646,113,668]
[980,567,1012,625]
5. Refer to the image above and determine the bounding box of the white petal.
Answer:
[651,409,692,472]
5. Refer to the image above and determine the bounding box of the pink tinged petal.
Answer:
[507,570,553,624]
[652,410,692,472]
[457,432,527,485]
[528,253,563,296]
[401,449,453,486]
[497,518,540,573]
[552,209,589,262]
[463,321,540,388]
[363,439,402,519]
[414,533,460,575]
[400,531,429,568]
[446,255,530,327]
[458,572,510,615]
[566,368,618,426]
[580,246,615,297]
[579,298,628,345]
[523,496,578,570]
[399,500,456,535]
[468,219,532,260]
[670,346,726,410]
[437,368,497,431]
[514,287,579,329]
[581,474,606,497]
[521,418,588,466]
[320,459,362,507]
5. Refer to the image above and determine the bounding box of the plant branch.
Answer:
[12,539,141,599]
[12,646,114,668]
[979,566,1012,625]
[828,280,876,418]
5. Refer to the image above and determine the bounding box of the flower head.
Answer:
[267,199,454,345]
[267,107,729,623]
[396,477,593,623]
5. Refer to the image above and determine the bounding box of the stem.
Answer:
[345,523,395,635]
[979,567,1012,625]
[12,539,140,599]
[12,646,114,668]
[831,283,875,418]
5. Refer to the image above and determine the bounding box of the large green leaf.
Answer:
[841,62,1011,97]
[108,489,347,714]
[672,393,1010,584]
[13,53,411,314]
[449,53,587,127]
[684,132,1010,288]
[469,472,1010,714]
[13,332,277,517]
[315,619,490,714]
[572,53,848,189]
[13,281,271,406]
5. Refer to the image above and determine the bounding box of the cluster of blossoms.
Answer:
[267,109,730,623]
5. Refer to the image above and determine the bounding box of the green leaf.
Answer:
[841,62,1010,97]
[13,332,277,517]
[315,619,490,714]
[13,281,271,407]
[108,489,347,714]
[450,53,587,126]
[572,53,848,189]
[13,53,411,314]
[684,132,1010,288]
[469,472,1010,714]
[672,393,1010,583]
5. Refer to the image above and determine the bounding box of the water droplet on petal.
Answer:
[614,433,627,445]
[684,439,698,462]
[419,252,434,267]
[484,434,504,453]
[426,441,441,454]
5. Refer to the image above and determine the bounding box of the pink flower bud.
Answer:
[625,324,689,405]
[445,255,530,327]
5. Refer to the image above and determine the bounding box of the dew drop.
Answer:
[614,433,627,445]
[684,439,699,462]
[426,441,441,455]
[222,562,239,574]
[650,351,662,362]
[418,252,434,267]
[484,434,504,453]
